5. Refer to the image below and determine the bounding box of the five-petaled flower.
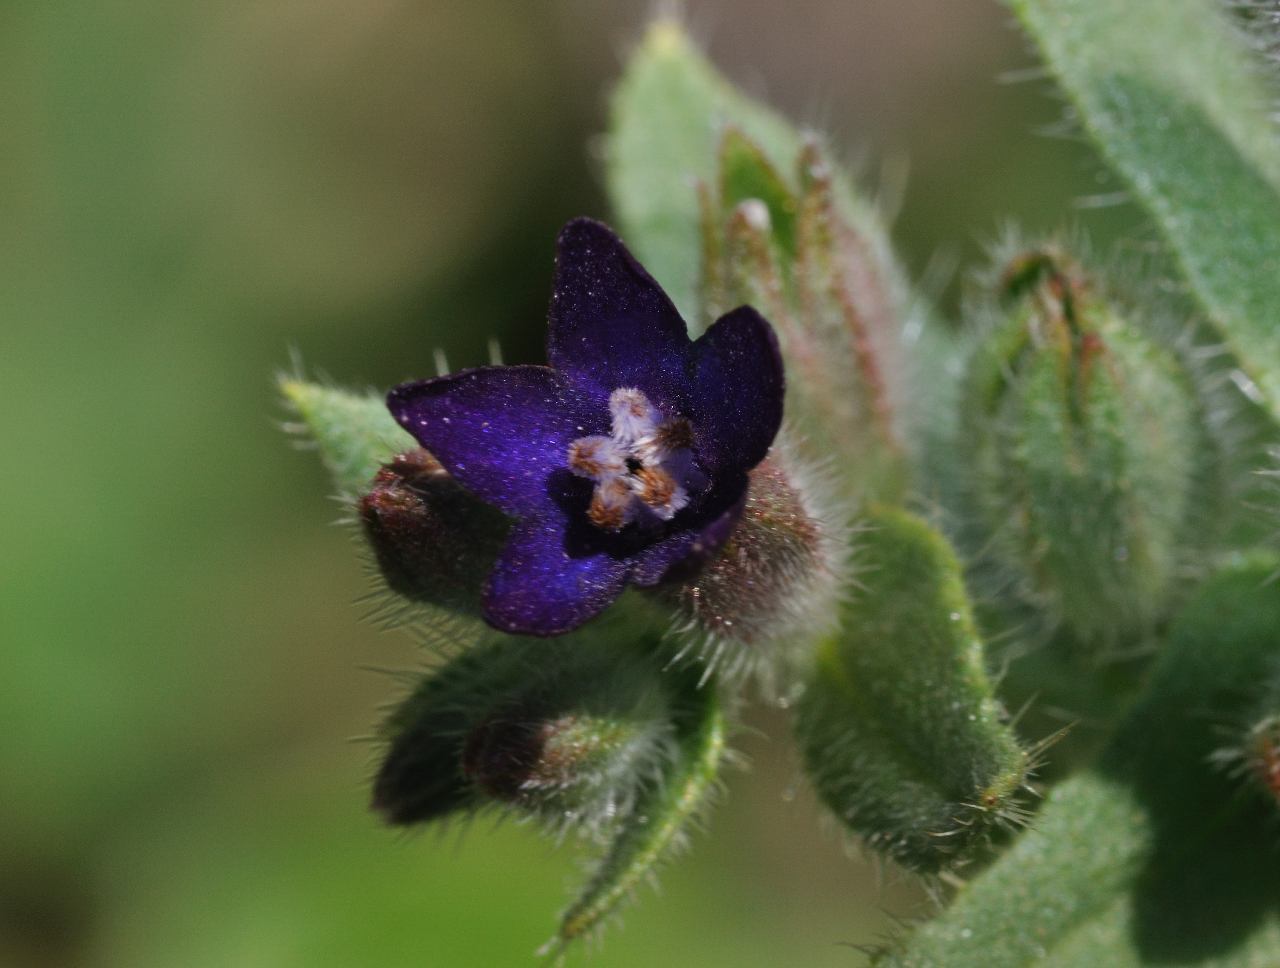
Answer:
[387,218,784,636]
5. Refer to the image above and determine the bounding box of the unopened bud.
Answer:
[359,449,509,616]
[1245,716,1280,807]
[460,692,669,826]
[962,246,1205,646]
[373,636,676,833]
[1212,670,1280,810]
[656,453,842,680]
[697,129,913,502]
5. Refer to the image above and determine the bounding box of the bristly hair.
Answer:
[658,429,852,698]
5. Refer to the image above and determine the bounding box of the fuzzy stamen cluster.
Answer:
[568,388,700,530]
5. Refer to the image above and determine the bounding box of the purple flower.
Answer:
[387,218,784,636]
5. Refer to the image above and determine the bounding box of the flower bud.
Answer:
[655,452,843,682]
[371,633,726,949]
[698,129,915,502]
[793,505,1031,873]
[373,635,691,834]
[358,449,509,617]
[1243,715,1280,808]
[458,696,670,828]
[961,246,1205,646]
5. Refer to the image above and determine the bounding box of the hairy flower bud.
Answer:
[459,696,670,826]
[793,506,1031,873]
[698,129,917,502]
[374,635,694,834]
[359,449,510,616]
[1243,715,1280,808]
[961,246,1205,647]
[371,632,725,949]
[655,451,843,682]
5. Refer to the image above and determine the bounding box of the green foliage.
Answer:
[883,560,1280,966]
[605,21,804,326]
[1008,0,1280,425]
[794,506,1029,872]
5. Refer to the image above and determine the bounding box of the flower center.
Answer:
[566,387,702,531]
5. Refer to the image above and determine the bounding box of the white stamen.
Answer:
[589,477,635,530]
[567,387,700,532]
[567,435,625,482]
[608,387,658,445]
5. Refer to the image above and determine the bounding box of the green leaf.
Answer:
[794,507,1030,873]
[884,559,1280,966]
[280,378,413,499]
[1009,0,1280,424]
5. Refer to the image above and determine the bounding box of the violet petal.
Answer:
[547,218,693,413]
[387,365,602,519]
[689,305,785,475]
[483,518,628,635]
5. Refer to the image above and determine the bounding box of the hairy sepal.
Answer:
[654,444,846,691]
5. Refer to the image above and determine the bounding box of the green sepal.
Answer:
[705,131,913,501]
[606,20,803,326]
[794,506,1030,873]
[548,662,725,953]
[717,127,799,264]
[883,558,1280,966]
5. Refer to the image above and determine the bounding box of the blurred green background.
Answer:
[2,2,1139,965]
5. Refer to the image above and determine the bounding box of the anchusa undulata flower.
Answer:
[284,14,1280,963]
[386,217,784,637]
